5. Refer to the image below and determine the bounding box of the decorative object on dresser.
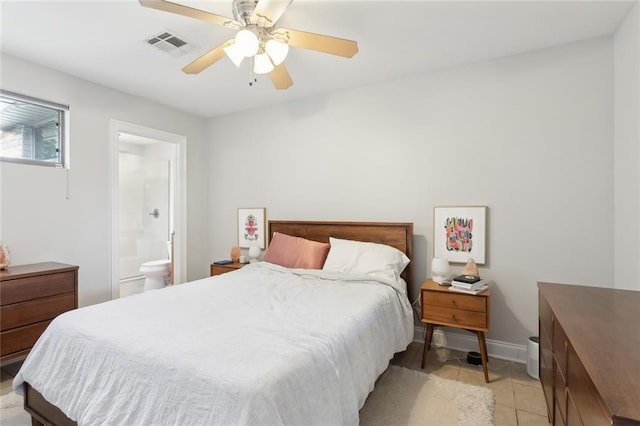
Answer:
[230,246,241,263]
[210,261,245,277]
[420,278,491,382]
[538,282,640,426]
[238,207,266,249]
[433,206,487,264]
[461,258,479,276]
[450,274,488,295]
[430,257,450,284]
[0,262,78,364]
[0,243,10,270]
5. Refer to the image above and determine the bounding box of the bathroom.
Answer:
[118,133,176,297]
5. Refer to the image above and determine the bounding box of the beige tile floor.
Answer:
[391,341,550,426]
[2,342,550,425]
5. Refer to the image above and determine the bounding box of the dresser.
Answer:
[420,279,490,382]
[538,282,640,426]
[1,262,78,364]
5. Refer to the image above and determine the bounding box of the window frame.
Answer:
[0,89,69,168]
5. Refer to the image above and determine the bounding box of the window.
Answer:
[0,90,69,167]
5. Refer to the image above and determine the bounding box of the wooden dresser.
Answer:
[538,282,640,426]
[1,262,78,364]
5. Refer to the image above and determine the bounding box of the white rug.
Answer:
[0,390,30,426]
[0,366,495,425]
[359,365,495,426]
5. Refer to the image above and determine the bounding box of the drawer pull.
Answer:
[451,300,457,306]
[451,314,457,322]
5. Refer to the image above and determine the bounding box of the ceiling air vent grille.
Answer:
[146,31,198,57]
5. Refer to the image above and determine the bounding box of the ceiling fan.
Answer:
[139,0,359,89]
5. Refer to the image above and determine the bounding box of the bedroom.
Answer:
[1,0,639,425]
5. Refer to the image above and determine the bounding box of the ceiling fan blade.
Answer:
[269,63,293,89]
[182,40,231,74]
[252,0,292,28]
[274,28,358,58]
[139,0,241,28]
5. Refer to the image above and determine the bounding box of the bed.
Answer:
[14,220,414,425]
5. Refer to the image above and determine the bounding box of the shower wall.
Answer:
[119,142,171,280]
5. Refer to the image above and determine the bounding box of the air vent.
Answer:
[145,30,198,58]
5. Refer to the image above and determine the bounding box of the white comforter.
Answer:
[14,262,413,426]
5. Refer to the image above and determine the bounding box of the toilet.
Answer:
[139,242,172,291]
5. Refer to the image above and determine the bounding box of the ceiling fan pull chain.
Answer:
[248,56,257,86]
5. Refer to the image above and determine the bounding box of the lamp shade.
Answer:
[235,29,259,57]
[223,42,245,68]
[265,39,289,66]
[431,257,450,284]
[248,245,261,263]
[253,52,274,74]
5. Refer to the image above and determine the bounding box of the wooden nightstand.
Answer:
[420,278,491,382]
[210,262,245,277]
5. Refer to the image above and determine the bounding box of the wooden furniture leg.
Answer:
[475,330,490,383]
[421,323,435,369]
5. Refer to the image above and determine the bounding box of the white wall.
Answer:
[207,37,615,347]
[614,3,640,291]
[0,54,210,307]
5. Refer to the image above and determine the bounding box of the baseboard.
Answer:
[413,326,528,364]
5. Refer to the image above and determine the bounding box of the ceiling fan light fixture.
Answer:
[235,28,259,57]
[265,39,289,66]
[253,52,274,74]
[223,42,245,67]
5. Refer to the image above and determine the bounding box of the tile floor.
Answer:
[2,342,550,425]
[391,341,550,426]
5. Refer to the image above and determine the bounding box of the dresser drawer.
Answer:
[1,321,51,358]
[1,293,75,330]
[422,290,487,312]
[1,271,76,306]
[567,346,610,426]
[539,291,553,339]
[555,357,567,423]
[553,320,568,378]
[422,304,487,329]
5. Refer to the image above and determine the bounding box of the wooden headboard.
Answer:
[268,220,414,293]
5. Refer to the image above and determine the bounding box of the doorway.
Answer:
[109,120,187,299]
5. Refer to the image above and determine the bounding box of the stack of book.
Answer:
[450,275,488,294]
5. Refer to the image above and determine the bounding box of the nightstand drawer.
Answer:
[422,291,487,312]
[422,305,487,329]
[210,262,245,276]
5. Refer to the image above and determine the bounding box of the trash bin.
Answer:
[526,336,539,379]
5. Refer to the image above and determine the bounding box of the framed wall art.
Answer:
[238,207,266,249]
[433,206,487,265]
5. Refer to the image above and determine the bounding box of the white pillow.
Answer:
[322,237,410,281]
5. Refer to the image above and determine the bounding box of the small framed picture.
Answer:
[433,206,487,265]
[238,208,266,249]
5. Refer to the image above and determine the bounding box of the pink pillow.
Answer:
[264,232,330,269]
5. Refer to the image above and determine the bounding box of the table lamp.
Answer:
[248,245,261,263]
[431,257,450,284]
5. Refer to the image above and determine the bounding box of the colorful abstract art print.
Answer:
[238,208,266,249]
[433,206,487,264]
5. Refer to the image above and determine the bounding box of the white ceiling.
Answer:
[1,0,635,118]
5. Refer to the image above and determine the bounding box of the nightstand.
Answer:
[210,262,245,276]
[420,278,491,382]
